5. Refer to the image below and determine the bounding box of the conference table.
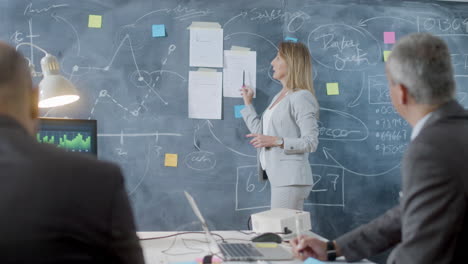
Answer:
[138,231,374,264]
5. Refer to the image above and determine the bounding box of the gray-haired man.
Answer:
[291,33,468,263]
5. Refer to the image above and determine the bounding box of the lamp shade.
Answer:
[38,54,79,108]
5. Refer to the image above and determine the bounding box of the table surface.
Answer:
[138,231,374,264]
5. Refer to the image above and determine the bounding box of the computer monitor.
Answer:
[36,118,97,156]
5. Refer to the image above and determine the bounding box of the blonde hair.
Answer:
[278,42,315,95]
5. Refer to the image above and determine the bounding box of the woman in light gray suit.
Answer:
[240,42,319,210]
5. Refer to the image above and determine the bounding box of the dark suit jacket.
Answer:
[0,115,144,264]
[335,100,468,263]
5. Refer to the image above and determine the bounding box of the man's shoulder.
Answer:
[421,102,468,137]
[34,143,122,180]
[405,112,468,171]
[417,112,468,144]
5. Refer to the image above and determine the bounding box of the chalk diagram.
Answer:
[14,4,468,211]
[14,4,217,195]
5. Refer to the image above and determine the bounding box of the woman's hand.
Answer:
[246,134,280,148]
[240,86,254,105]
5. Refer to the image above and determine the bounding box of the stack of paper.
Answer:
[223,46,256,98]
[188,69,223,119]
[187,22,258,119]
[189,22,223,68]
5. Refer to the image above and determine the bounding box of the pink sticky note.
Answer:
[195,256,222,263]
[384,32,396,44]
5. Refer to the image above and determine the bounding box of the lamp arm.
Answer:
[15,43,50,77]
[15,42,49,56]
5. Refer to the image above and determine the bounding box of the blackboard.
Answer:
[3,0,468,245]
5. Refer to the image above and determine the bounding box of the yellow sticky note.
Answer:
[88,15,102,28]
[254,243,278,248]
[384,51,391,62]
[164,153,178,167]
[326,83,340,96]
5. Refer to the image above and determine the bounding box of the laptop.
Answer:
[184,191,294,261]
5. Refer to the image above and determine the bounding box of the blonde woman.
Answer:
[240,42,319,210]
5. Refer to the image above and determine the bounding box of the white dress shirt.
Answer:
[410,112,433,141]
[259,105,276,170]
[399,112,433,199]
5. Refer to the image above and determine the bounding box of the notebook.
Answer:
[184,191,293,261]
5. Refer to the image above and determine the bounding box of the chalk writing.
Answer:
[307,165,344,207]
[249,8,284,22]
[375,143,407,155]
[315,34,370,71]
[308,24,380,71]
[375,130,408,142]
[318,108,369,142]
[236,166,269,211]
[419,17,468,34]
[184,151,217,171]
[24,3,69,15]
[10,31,24,44]
[376,118,408,129]
[368,75,391,104]
[318,124,361,139]
[376,106,398,115]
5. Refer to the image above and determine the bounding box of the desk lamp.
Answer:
[16,43,80,108]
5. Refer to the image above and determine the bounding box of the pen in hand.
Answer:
[242,70,245,87]
[295,215,304,257]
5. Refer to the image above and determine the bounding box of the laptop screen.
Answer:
[184,191,220,248]
[183,191,294,261]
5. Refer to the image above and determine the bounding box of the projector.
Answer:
[251,208,311,234]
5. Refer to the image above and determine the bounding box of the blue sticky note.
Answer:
[304,257,325,264]
[235,105,245,118]
[285,36,298,43]
[152,24,166,37]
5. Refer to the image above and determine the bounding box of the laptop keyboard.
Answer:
[219,243,264,260]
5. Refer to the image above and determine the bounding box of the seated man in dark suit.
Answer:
[0,42,144,263]
[291,33,468,263]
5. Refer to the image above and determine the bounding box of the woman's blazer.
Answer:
[241,89,319,187]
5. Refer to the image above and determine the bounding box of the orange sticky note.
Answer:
[88,15,102,28]
[384,51,391,62]
[326,83,339,96]
[165,153,178,167]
